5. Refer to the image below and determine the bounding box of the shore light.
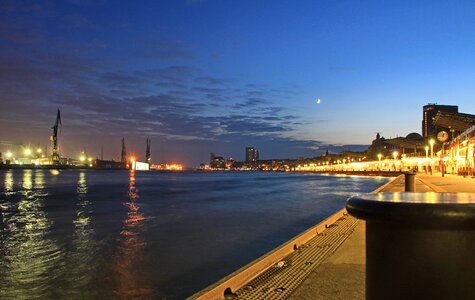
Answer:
[24,149,31,156]
[80,155,85,162]
[6,151,13,159]
[425,146,429,158]
[37,148,42,154]
[393,151,399,160]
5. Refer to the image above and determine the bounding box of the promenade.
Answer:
[198,173,475,300]
[289,173,475,300]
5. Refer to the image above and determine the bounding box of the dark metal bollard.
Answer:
[346,193,475,300]
[404,171,416,192]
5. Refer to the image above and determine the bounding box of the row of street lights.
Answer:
[3,148,45,159]
[376,139,437,172]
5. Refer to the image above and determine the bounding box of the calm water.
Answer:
[0,170,389,299]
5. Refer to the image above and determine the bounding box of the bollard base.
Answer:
[366,221,475,300]
[404,172,416,192]
[347,193,475,300]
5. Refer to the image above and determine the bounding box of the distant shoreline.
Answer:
[0,165,402,177]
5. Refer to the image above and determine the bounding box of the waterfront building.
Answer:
[422,104,458,137]
[245,147,259,163]
[432,110,475,139]
[226,158,235,169]
[94,159,127,169]
[210,153,226,169]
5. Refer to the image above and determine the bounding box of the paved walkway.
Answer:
[289,174,475,299]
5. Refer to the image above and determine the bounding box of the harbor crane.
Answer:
[51,109,61,165]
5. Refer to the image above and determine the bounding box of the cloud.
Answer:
[232,98,269,109]
[137,66,195,81]
[0,4,340,165]
[194,76,227,85]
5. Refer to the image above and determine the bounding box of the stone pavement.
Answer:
[418,173,475,192]
[289,173,475,299]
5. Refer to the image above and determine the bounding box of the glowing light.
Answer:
[88,157,92,162]
[150,163,184,171]
[165,163,183,171]
[24,149,31,156]
[6,152,12,158]
[37,148,42,154]
[50,169,60,175]
[393,151,398,159]
[80,156,85,162]
[134,161,149,171]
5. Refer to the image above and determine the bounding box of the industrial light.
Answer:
[37,148,42,154]
[24,148,31,156]
[80,156,85,162]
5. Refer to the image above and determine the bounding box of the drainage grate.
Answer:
[234,216,359,300]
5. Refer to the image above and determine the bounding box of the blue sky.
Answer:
[1,0,475,166]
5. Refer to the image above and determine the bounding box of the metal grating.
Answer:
[229,215,359,300]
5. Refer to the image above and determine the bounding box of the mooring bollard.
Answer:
[404,171,416,192]
[346,193,475,300]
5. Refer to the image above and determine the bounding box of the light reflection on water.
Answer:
[0,170,389,299]
[61,171,99,298]
[1,170,62,299]
[111,170,154,299]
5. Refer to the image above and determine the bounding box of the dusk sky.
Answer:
[1,0,475,166]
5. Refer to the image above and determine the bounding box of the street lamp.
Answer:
[393,151,399,171]
[429,139,435,175]
[424,146,429,174]
[429,139,435,159]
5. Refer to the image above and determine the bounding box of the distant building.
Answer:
[210,153,226,169]
[422,104,458,137]
[226,158,235,169]
[245,147,259,163]
[95,159,127,169]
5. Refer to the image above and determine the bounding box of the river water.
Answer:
[0,170,389,299]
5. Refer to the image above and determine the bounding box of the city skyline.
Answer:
[1,1,475,166]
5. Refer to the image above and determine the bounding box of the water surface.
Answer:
[0,170,389,299]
